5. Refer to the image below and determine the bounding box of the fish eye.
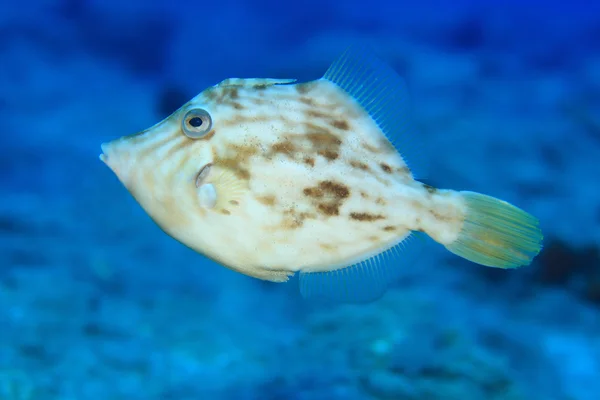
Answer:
[182,108,212,139]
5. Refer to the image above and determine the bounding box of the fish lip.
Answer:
[195,163,213,188]
[99,142,110,164]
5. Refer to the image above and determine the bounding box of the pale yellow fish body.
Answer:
[101,47,542,300]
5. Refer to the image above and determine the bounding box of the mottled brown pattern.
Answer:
[383,226,396,231]
[350,160,370,171]
[319,243,336,251]
[299,97,316,106]
[159,135,191,162]
[203,85,243,110]
[295,82,317,95]
[268,130,342,163]
[202,130,216,141]
[303,187,324,198]
[363,142,381,154]
[380,163,392,173]
[257,195,276,206]
[423,184,437,194]
[307,110,329,119]
[303,180,350,217]
[271,140,298,157]
[137,131,182,161]
[376,197,386,205]
[216,156,250,180]
[318,203,340,216]
[305,131,342,162]
[350,212,385,222]
[319,181,350,199]
[229,200,239,206]
[332,120,349,130]
[220,209,231,215]
[214,143,259,180]
[281,207,316,229]
[219,114,272,129]
[430,209,451,222]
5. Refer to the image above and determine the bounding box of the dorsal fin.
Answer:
[323,45,427,179]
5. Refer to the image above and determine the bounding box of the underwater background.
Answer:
[1,0,600,399]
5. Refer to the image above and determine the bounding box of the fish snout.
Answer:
[100,139,135,186]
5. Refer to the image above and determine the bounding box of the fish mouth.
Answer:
[99,142,110,164]
[99,139,132,185]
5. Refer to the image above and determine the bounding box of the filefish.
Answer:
[100,46,543,303]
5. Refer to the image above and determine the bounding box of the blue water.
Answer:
[1,1,600,399]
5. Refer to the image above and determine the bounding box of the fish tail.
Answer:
[445,191,543,269]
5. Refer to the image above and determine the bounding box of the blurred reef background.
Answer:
[1,0,600,399]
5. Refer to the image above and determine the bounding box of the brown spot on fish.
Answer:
[220,209,231,215]
[318,203,340,216]
[320,150,338,161]
[216,157,250,180]
[380,163,392,173]
[204,88,218,102]
[158,135,192,163]
[227,87,239,99]
[299,97,315,106]
[303,187,324,198]
[430,209,451,222]
[202,129,216,141]
[350,212,385,222]
[281,207,316,229]
[304,181,350,217]
[410,200,426,213]
[307,110,329,119]
[305,123,332,136]
[304,157,315,167]
[271,140,298,157]
[368,236,380,242]
[383,226,396,232]
[214,143,258,180]
[319,243,335,251]
[257,195,276,206]
[137,131,183,160]
[376,197,386,205]
[305,131,342,162]
[363,142,380,154]
[229,200,239,206]
[350,160,370,171]
[332,120,349,130]
[423,184,437,194]
[296,82,316,95]
[360,191,369,199]
[319,181,349,199]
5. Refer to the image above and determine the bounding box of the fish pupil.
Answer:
[189,117,203,128]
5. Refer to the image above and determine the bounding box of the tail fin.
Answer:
[445,191,543,269]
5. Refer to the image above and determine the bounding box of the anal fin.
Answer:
[299,232,427,304]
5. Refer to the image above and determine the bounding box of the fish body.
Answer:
[100,46,543,302]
